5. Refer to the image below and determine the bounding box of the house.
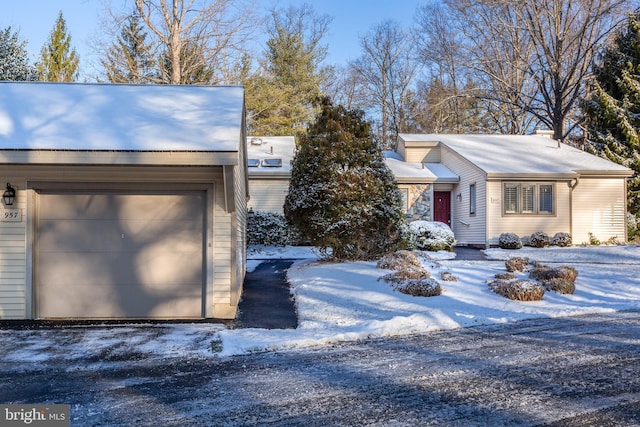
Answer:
[246,136,295,214]
[0,82,248,320]
[391,133,633,247]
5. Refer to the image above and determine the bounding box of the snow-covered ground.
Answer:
[1,245,639,364]
[218,244,640,356]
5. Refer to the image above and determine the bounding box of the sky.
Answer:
[1,0,424,81]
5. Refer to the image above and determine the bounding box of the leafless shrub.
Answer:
[380,265,431,284]
[494,272,517,280]
[377,250,424,271]
[505,257,530,272]
[440,271,457,282]
[488,279,545,301]
[394,278,443,297]
[529,265,578,294]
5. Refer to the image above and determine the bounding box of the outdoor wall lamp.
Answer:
[456,193,462,202]
[3,183,15,206]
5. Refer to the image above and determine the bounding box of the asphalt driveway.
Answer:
[0,310,638,426]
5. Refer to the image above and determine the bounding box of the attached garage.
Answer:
[36,189,206,318]
[0,82,248,320]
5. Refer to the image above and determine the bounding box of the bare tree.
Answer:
[437,0,632,140]
[132,0,257,84]
[351,20,419,148]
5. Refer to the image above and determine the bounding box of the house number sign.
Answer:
[1,209,21,222]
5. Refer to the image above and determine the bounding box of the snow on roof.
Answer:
[0,82,245,151]
[399,133,633,176]
[384,150,459,183]
[246,136,296,175]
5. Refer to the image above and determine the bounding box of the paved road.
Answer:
[1,311,638,426]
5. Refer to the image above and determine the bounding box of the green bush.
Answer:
[247,211,299,246]
[551,232,572,247]
[408,221,456,251]
[498,233,523,249]
[530,231,550,248]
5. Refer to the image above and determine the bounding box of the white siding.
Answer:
[247,179,289,214]
[439,147,486,246]
[486,180,571,246]
[405,147,441,163]
[0,192,26,319]
[571,177,627,244]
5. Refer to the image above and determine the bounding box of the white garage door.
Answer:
[36,191,205,318]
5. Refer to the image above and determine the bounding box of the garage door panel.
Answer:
[39,219,204,253]
[37,191,205,319]
[39,251,202,287]
[38,281,203,318]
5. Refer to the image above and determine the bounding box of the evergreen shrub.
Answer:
[498,233,522,249]
[551,232,572,247]
[530,232,550,248]
[247,211,298,246]
[408,221,455,251]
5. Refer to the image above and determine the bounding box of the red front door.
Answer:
[434,191,451,225]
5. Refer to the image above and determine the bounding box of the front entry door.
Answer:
[434,191,451,225]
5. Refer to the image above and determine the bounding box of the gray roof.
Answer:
[399,134,633,177]
[0,82,245,152]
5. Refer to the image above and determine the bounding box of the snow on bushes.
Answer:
[394,278,443,297]
[551,232,572,247]
[498,233,523,249]
[505,257,530,272]
[377,250,443,297]
[247,211,298,246]
[408,221,455,251]
[529,264,578,294]
[488,278,545,301]
[529,231,550,248]
[490,257,578,300]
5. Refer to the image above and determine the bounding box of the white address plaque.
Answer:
[1,209,21,222]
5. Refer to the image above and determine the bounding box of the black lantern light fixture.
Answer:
[3,183,15,206]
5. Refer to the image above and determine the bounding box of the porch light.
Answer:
[456,193,462,202]
[3,183,15,206]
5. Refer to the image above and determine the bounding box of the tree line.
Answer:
[1,0,640,222]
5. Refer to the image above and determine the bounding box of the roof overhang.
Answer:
[486,172,578,181]
[0,150,239,166]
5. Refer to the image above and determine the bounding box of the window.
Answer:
[539,185,553,213]
[504,184,519,214]
[469,183,476,215]
[503,183,554,215]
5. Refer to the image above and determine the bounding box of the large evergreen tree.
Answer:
[284,98,406,260]
[247,4,330,136]
[0,27,37,81]
[102,13,154,83]
[37,11,79,82]
[582,12,640,216]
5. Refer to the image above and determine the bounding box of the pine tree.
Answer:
[582,12,640,216]
[284,97,406,260]
[0,27,37,81]
[248,5,330,136]
[102,13,154,83]
[37,11,79,82]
